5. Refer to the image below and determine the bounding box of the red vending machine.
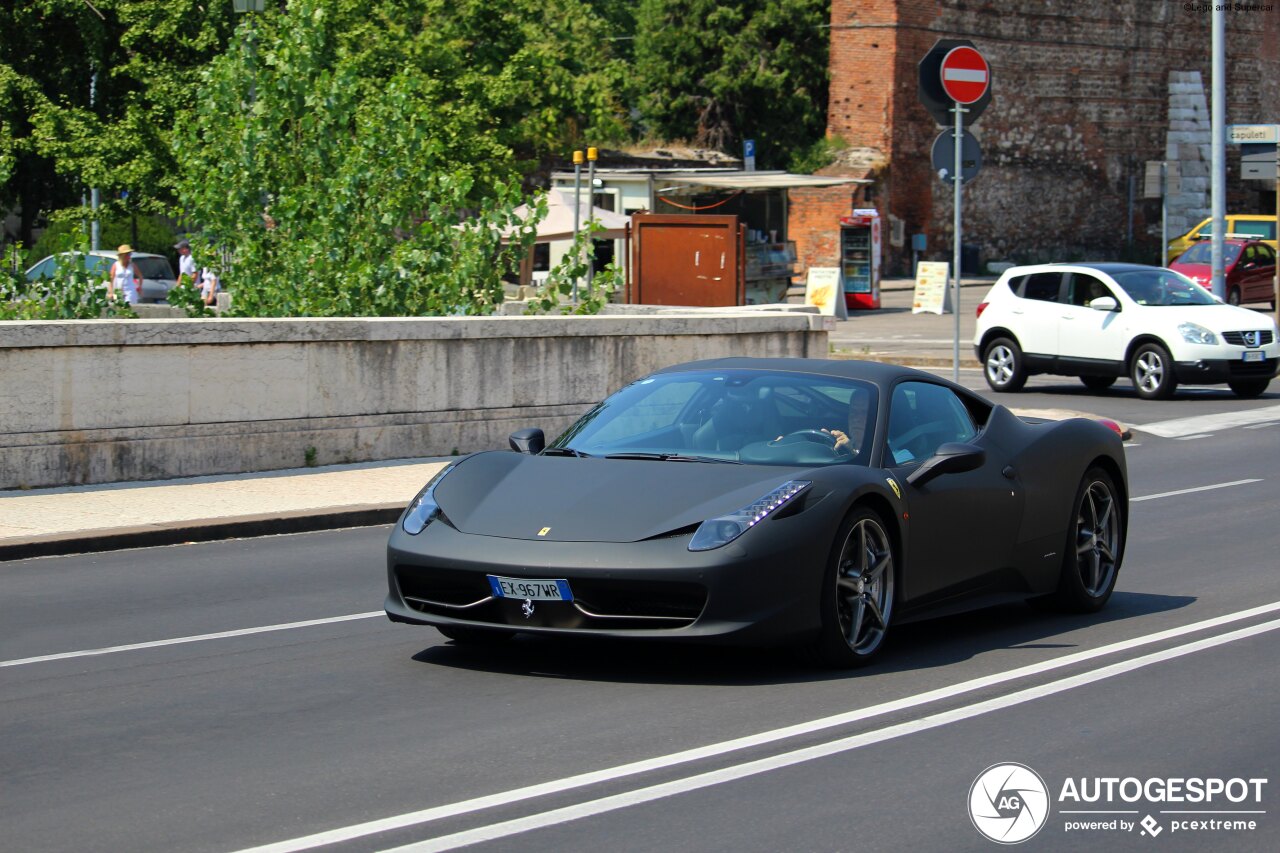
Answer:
[839,209,882,309]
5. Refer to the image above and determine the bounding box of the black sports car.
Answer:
[385,358,1128,667]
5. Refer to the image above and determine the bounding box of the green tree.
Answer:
[1,1,238,245]
[173,0,544,316]
[631,0,829,168]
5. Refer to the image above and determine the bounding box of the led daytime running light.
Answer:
[689,480,810,551]
[401,463,455,535]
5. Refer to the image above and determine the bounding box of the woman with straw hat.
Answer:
[107,244,142,305]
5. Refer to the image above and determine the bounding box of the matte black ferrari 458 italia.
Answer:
[385,358,1128,667]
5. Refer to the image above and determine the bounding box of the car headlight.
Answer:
[688,480,810,552]
[1178,322,1218,346]
[402,464,455,535]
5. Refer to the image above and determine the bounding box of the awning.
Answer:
[658,171,871,190]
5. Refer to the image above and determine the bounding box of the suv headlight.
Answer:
[689,480,810,551]
[402,464,455,535]
[1178,322,1218,346]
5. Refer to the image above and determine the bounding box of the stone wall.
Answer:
[794,0,1280,275]
[0,313,828,489]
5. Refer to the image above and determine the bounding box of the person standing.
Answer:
[107,245,142,305]
[197,265,219,306]
[174,238,197,286]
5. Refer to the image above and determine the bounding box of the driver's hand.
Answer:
[823,428,850,450]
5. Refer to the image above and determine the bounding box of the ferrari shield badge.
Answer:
[886,477,901,500]
[538,527,551,537]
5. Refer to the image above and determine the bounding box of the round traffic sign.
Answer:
[939,46,990,104]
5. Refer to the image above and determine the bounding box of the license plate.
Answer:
[487,575,573,602]
[1243,351,1264,362]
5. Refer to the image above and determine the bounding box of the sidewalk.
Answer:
[0,458,450,561]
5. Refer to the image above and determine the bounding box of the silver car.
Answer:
[25,250,177,303]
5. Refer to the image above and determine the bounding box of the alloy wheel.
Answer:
[836,517,895,655]
[1133,350,1165,395]
[1075,479,1120,597]
[986,345,1015,386]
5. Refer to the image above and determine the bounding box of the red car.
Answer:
[1169,238,1277,308]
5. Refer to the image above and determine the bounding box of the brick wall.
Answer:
[793,0,1280,276]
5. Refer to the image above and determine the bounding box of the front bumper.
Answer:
[1172,356,1277,385]
[385,510,835,645]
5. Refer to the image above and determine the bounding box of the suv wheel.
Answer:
[1227,287,1241,307]
[1130,342,1177,400]
[1228,378,1270,398]
[983,337,1027,392]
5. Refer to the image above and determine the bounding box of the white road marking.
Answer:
[1132,479,1262,503]
[1134,404,1280,437]
[233,600,1280,853]
[384,617,1280,853]
[0,612,382,669]
[1175,434,1213,441]
[1244,422,1279,430]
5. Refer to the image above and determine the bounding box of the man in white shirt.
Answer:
[174,238,197,284]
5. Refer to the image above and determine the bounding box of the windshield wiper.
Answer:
[603,452,742,464]
[541,447,592,458]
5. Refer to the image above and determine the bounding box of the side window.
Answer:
[1259,244,1276,264]
[1067,273,1113,307]
[885,382,978,466]
[1019,272,1063,302]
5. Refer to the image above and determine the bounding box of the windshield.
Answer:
[551,369,879,467]
[134,257,174,279]
[1113,268,1216,306]
[1176,242,1241,266]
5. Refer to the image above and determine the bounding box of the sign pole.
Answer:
[952,104,964,383]
[1160,162,1169,268]
[1275,138,1278,328]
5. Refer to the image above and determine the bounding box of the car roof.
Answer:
[652,357,957,392]
[1003,262,1166,276]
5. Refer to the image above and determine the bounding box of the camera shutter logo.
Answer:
[969,763,1051,844]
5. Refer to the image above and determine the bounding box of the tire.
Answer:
[1129,342,1177,400]
[1079,375,1116,391]
[436,625,515,645]
[1049,467,1123,612]
[809,507,896,668]
[1228,378,1270,398]
[983,336,1028,393]
[1227,287,1241,307]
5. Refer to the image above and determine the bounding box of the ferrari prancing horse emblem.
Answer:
[522,599,535,618]
[538,527,551,537]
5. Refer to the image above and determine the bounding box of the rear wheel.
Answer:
[1130,342,1177,400]
[1050,468,1123,612]
[436,625,515,645]
[1228,378,1270,398]
[1227,287,1241,307]
[1079,375,1116,391]
[809,507,896,668]
[983,337,1027,393]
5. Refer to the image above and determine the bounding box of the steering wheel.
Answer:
[774,428,839,447]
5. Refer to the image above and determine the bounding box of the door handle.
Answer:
[1002,466,1016,479]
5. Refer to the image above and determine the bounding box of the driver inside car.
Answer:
[774,388,870,458]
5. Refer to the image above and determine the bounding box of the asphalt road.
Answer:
[4,391,1280,852]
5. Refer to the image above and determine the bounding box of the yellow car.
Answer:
[1167,214,1277,258]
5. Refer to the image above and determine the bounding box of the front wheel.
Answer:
[1130,342,1177,400]
[1227,287,1241,307]
[809,507,896,668]
[1228,378,1270,398]
[983,337,1028,393]
[1050,468,1123,612]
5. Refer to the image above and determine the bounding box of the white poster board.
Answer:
[805,267,848,319]
[912,261,951,315]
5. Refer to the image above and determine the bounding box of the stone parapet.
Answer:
[0,314,827,488]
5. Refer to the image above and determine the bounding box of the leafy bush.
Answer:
[1,239,136,320]
[29,210,178,263]
[525,222,622,315]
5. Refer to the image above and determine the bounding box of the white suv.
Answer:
[974,263,1279,399]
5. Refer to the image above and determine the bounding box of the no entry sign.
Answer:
[940,46,990,104]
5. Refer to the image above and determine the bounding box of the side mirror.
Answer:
[906,442,985,487]
[1088,296,1119,312]
[508,427,545,454]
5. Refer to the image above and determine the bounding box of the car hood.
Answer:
[432,451,814,543]
[1137,302,1276,333]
